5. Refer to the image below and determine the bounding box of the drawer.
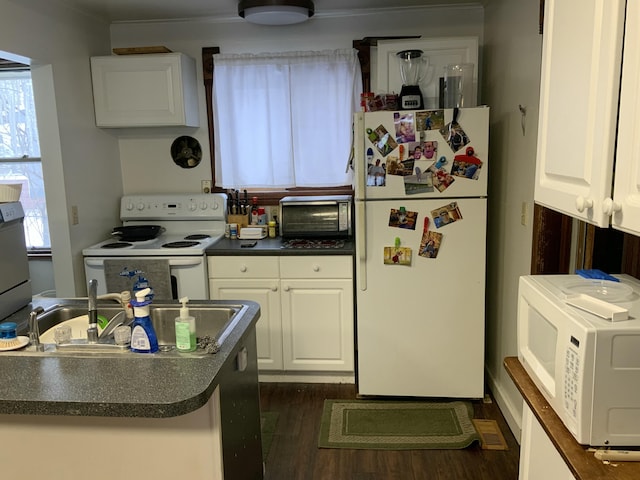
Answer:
[280,256,352,279]
[208,256,279,278]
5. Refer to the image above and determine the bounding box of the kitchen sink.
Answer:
[8,301,247,357]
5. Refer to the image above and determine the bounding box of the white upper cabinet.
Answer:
[534,0,625,228]
[612,0,640,234]
[90,53,199,127]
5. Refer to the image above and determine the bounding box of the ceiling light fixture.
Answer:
[238,0,315,25]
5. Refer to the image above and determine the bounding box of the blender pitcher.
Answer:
[397,50,426,110]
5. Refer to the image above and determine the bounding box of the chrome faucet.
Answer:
[87,279,99,344]
[28,306,45,351]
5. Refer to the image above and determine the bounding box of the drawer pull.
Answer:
[313,265,320,272]
[240,265,247,272]
[271,285,278,292]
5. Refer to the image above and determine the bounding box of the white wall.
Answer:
[0,0,124,296]
[109,6,484,193]
[482,0,542,440]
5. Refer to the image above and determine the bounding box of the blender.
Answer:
[396,50,426,110]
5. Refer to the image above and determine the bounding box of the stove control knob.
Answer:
[188,202,198,211]
[125,202,135,211]
[137,203,145,211]
[211,201,219,210]
[200,201,208,210]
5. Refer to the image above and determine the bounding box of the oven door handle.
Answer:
[85,258,204,267]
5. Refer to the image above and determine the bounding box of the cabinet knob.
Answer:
[271,285,278,292]
[283,285,290,292]
[602,198,621,216]
[239,265,247,272]
[313,265,320,272]
[575,196,593,213]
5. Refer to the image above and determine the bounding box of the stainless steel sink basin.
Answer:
[11,301,247,357]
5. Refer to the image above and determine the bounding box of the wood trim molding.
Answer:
[530,204,572,274]
[202,46,221,191]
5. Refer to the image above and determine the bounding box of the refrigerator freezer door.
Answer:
[358,107,489,200]
[356,197,486,397]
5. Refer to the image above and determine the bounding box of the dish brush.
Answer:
[0,337,25,348]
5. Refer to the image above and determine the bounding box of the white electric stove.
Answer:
[83,193,227,299]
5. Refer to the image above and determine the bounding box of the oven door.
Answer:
[84,256,209,300]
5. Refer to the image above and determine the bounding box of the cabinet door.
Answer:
[612,0,640,235]
[91,53,199,127]
[280,278,354,372]
[534,0,625,227]
[209,278,283,370]
[519,403,574,480]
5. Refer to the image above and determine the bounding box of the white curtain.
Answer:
[213,49,362,188]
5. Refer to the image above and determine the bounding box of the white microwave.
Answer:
[517,274,640,446]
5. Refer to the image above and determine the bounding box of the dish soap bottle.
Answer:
[130,287,159,353]
[175,296,197,352]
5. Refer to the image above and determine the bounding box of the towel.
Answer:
[103,259,173,299]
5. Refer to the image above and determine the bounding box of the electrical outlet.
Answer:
[71,205,79,225]
[201,180,212,194]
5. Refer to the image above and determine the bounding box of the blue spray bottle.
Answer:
[130,287,159,353]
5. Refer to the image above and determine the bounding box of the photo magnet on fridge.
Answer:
[440,121,470,153]
[418,230,443,259]
[451,146,483,180]
[384,246,412,265]
[416,110,445,131]
[431,202,463,228]
[366,125,398,157]
[427,165,455,192]
[389,208,418,230]
[394,112,416,143]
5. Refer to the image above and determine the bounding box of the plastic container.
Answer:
[268,220,277,238]
[175,296,197,352]
[129,288,159,353]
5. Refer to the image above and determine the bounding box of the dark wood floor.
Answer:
[259,383,520,480]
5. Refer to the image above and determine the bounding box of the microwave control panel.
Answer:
[563,346,580,420]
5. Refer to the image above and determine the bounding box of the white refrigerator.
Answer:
[353,106,489,398]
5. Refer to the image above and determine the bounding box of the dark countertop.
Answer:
[504,357,640,480]
[0,298,260,418]
[206,237,355,256]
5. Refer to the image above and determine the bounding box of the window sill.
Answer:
[28,249,52,258]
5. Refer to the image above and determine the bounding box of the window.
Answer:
[0,68,50,249]
[209,48,362,194]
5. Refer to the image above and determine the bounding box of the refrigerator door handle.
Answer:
[356,200,367,291]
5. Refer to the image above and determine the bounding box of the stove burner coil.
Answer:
[162,241,200,249]
[184,234,211,240]
[101,242,133,249]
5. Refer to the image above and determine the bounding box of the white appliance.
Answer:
[354,106,489,398]
[517,274,640,447]
[83,193,226,300]
[0,202,31,319]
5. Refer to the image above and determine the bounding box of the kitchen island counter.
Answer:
[0,297,263,479]
[0,297,260,418]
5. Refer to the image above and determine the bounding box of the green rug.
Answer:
[318,400,480,450]
[261,411,279,460]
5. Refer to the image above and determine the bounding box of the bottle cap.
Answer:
[179,296,190,319]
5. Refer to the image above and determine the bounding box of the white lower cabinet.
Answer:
[519,402,574,480]
[208,255,354,374]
